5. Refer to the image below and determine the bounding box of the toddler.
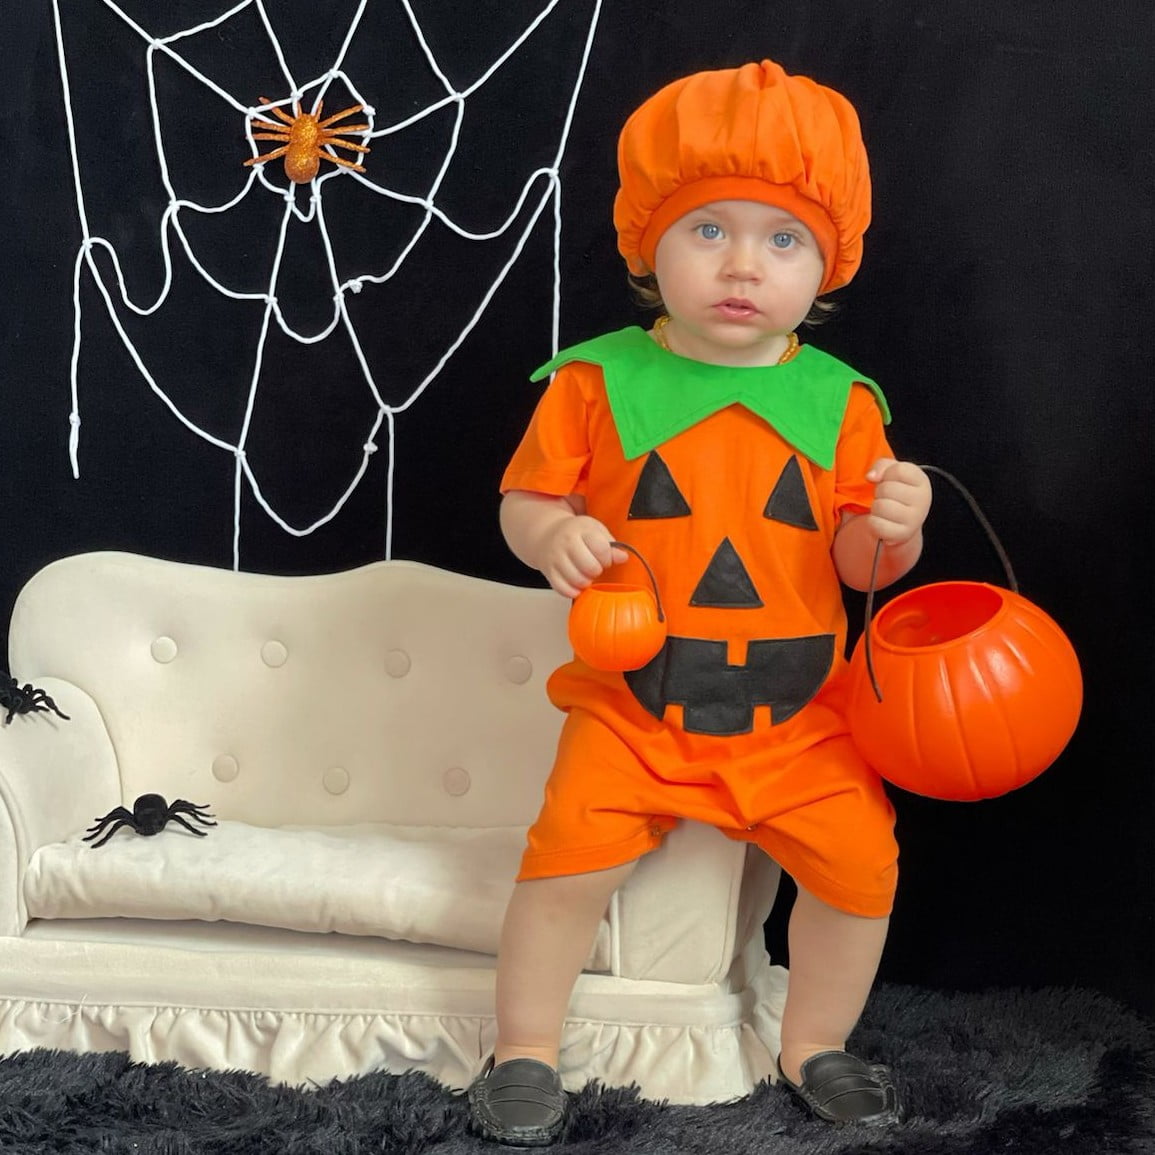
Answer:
[468,59,931,1146]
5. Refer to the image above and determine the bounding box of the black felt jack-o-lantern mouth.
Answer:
[615,451,835,736]
[625,633,835,736]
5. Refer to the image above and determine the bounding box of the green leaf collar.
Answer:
[530,326,890,470]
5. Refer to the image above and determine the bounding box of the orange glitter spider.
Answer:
[244,97,371,184]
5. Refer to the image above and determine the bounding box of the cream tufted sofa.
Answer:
[0,552,787,1103]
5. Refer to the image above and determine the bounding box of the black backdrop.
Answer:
[2,2,1152,1016]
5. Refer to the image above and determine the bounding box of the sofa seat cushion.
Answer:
[24,821,610,962]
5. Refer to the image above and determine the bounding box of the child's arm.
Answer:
[500,490,628,599]
[833,458,931,592]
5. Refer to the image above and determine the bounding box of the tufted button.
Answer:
[261,640,288,668]
[150,636,178,664]
[504,655,533,684]
[323,767,350,795]
[443,766,471,796]
[212,754,239,782]
[384,649,411,678]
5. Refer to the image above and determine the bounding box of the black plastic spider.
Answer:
[0,673,70,726]
[82,793,217,848]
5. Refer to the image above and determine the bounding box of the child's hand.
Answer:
[864,458,932,546]
[538,517,628,599]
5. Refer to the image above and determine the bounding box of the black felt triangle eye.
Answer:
[764,455,818,530]
[690,538,764,608]
[628,451,692,519]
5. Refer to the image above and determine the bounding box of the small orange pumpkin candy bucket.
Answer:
[568,543,667,672]
[844,468,1083,801]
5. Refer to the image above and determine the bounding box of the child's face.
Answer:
[652,200,825,366]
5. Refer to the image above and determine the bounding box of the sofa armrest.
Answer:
[0,677,121,934]
[605,822,781,984]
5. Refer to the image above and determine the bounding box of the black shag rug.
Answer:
[1,985,1152,1154]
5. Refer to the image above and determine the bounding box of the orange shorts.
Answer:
[519,706,898,918]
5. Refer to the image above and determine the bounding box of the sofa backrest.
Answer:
[8,553,572,829]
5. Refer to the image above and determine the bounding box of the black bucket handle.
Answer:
[608,540,666,624]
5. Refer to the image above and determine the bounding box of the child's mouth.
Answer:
[715,299,758,320]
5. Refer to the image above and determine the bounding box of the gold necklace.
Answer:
[652,314,800,365]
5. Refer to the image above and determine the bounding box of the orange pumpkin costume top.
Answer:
[502,331,899,917]
[501,62,898,918]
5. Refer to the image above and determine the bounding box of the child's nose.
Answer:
[722,240,762,281]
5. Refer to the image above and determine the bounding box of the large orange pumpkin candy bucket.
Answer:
[844,468,1083,802]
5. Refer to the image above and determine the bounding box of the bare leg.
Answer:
[494,862,636,1068]
[777,883,889,1084]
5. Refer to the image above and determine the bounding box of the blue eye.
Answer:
[696,222,723,240]
[771,232,795,249]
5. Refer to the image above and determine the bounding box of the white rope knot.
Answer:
[68,412,81,427]
[363,441,378,454]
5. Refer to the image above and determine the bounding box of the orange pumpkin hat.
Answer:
[614,60,871,293]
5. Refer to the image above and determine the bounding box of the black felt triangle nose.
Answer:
[690,538,763,608]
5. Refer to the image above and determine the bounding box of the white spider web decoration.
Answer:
[51,0,603,567]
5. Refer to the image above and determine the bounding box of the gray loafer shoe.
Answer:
[468,1056,569,1147]
[777,1050,902,1126]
